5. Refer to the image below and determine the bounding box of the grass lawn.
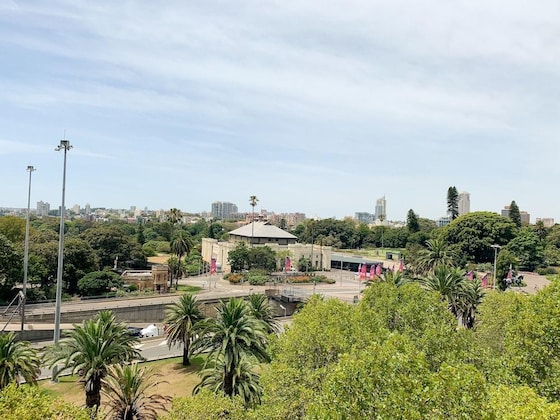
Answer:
[39,356,205,411]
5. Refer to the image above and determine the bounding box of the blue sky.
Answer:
[1,1,559,222]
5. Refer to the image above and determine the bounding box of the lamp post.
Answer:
[21,165,35,331]
[52,139,71,381]
[491,244,501,290]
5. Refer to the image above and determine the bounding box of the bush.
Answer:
[78,270,123,296]
[0,383,91,420]
[537,266,558,275]
[225,273,244,284]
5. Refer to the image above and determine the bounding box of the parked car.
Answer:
[140,324,159,338]
[127,326,143,337]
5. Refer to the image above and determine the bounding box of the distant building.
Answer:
[536,218,555,228]
[458,192,470,216]
[375,196,386,220]
[211,201,239,220]
[501,205,530,224]
[85,203,91,216]
[355,212,375,224]
[437,216,451,227]
[121,265,169,293]
[37,201,50,217]
[202,221,331,272]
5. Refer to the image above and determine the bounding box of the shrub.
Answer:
[537,266,558,275]
[225,273,244,284]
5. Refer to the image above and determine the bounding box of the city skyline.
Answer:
[1,2,559,221]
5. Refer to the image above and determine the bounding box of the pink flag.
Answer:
[481,273,488,288]
[210,257,217,274]
[467,271,474,281]
[399,260,404,272]
[507,265,512,279]
[360,263,367,280]
[376,264,382,276]
[285,256,291,272]
[369,264,375,280]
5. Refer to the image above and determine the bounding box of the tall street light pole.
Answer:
[21,165,35,331]
[53,139,71,381]
[491,244,501,290]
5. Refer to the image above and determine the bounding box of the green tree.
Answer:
[406,209,420,233]
[0,383,91,420]
[136,223,146,245]
[419,266,467,320]
[101,362,171,420]
[417,238,455,274]
[163,294,204,366]
[194,355,263,408]
[0,234,21,300]
[228,242,250,272]
[496,248,518,290]
[447,186,459,220]
[77,270,122,297]
[81,224,143,269]
[0,216,26,244]
[248,246,276,272]
[170,230,193,287]
[194,298,270,398]
[489,384,560,419]
[506,227,545,271]
[248,293,280,334]
[162,388,245,420]
[0,333,40,390]
[509,200,522,228]
[443,211,517,263]
[45,310,141,410]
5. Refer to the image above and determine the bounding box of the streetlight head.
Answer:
[26,165,35,172]
[56,139,72,151]
[491,244,501,249]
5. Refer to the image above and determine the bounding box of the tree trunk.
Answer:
[182,341,191,366]
[224,370,234,397]
[85,378,102,410]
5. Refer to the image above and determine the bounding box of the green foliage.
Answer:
[0,383,91,420]
[142,240,171,256]
[506,227,545,271]
[496,249,518,290]
[163,388,246,420]
[407,209,420,232]
[509,200,522,228]
[77,270,122,296]
[447,186,459,220]
[248,293,280,334]
[489,384,560,419]
[309,335,433,419]
[228,243,277,273]
[0,332,41,389]
[101,362,172,419]
[45,310,142,409]
[81,224,144,269]
[0,234,21,299]
[194,298,270,399]
[228,242,250,272]
[443,211,518,263]
[0,216,26,244]
[164,294,204,366]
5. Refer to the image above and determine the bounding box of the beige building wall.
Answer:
[201,238,332,273]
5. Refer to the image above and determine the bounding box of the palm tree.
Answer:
[163,294,204,366]
[249,195,258,246]
[45,310,141,410]
[247,293,280,334]
[378,270,409,288]
[417,238,455,274]
[455,279,485,328]
[167,208,182,225]
[194,297,270,397]
[419,266,466,318]
[102,362,171,420]
[0,332,40,390]
[193,355,263,408]
[170,230,193,288]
